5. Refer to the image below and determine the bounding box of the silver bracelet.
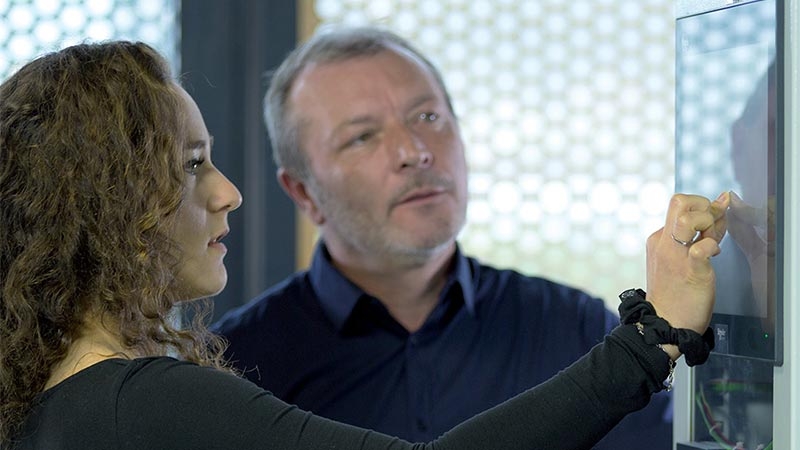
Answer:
[635,322,676,392]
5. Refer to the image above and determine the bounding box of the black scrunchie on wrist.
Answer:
[618,288,715,366]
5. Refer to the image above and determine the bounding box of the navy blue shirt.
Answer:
[214,244,672,449]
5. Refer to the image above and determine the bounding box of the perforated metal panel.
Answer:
[313,0,676,307]
[0,0,179,81]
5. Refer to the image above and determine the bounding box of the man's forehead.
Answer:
[288,45,446,103]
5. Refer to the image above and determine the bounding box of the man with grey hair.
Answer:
[214,26,672,449]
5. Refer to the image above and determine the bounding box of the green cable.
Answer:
[694,394,733,449]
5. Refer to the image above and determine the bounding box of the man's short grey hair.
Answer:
[264,26,455,180]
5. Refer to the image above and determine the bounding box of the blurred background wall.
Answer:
[0,0,676,318]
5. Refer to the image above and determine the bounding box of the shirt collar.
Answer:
[308,242,477,332]
[449,245,477,314]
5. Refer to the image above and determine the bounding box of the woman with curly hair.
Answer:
[0,41,728,450]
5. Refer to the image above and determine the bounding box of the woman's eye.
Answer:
[184,158,205,175]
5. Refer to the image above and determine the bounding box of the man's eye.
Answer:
[418,112,438,122]
[347,131,375,147]
[184,158,205,175]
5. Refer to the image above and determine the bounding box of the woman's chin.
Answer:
[176,277,227,302]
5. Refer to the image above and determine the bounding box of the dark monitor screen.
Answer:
[675,0,779,362]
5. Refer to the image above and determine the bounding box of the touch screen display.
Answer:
[675,0,778,361]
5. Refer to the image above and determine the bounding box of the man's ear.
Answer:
[277,168,325,225]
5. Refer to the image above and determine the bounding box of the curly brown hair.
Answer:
[0,41,229,443]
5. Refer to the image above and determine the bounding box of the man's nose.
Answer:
[390,125,434,170]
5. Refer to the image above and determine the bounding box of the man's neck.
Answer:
[329,243,456,333]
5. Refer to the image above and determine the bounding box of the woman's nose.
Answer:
[212,171,243,212]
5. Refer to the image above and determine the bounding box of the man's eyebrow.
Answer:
[406,93,436,111]
[330,95,438,135]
